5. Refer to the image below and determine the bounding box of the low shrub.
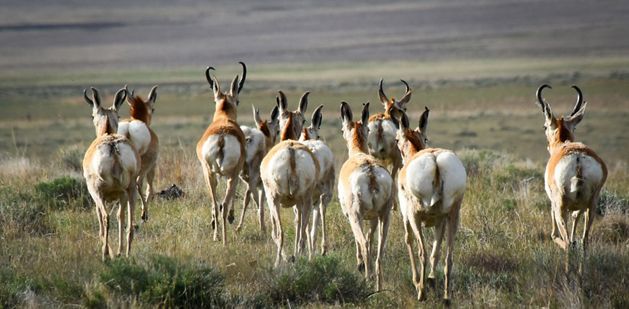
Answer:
[0,187,50,235]
[256,255,371,306]
[97,255,226,307]
[35,176,90,210]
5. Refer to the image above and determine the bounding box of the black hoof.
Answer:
[289,255,296,263]
[141,213,148,222]
[133,224,140,231]
[210,219,216,230]
[357,262,365,273]
[443,298,451,307]
[426,277,436,289]
[228,213,235,224]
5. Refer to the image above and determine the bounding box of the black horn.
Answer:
[536,84,551,111]
[378,78,388,103]
[570,85,584,116]
[237,61,247,93]
[205,66,215,89]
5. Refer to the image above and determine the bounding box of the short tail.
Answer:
[429,158,442,207]
[287,148,299,196]
[569,156,584,199]
[214,135,226,172]
[109,142,126,187]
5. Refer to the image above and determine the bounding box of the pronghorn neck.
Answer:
[280,113,299,141]
[213,97,238,122]
[258,120,275,149]
[299,128,311,141]
[399,130,425,159]
[348,123,369,155]
[128,96,151,125]
[548,118,576,152]
[96,114,117,137]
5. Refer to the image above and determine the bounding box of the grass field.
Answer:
[1,58,628,307]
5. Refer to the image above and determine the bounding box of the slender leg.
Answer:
[570,210,583,243]
[126,185,136,257]
[236,181,252,232]
[428,220,446,287]
[136,173,148,222]
[375,208,391,292]
[409,217,427,301]
[102,207,110,261]
[310,199,321,256]
[320,193,329,255]
[348,214,369,280]
[367,219,378,279]
[443,200,461,304]
[117,199,126,257]
[403,220,419,291]
[220,175,240,245]
[145,165,155,202]
[268,198,283,267]
[257,186,266,233]
[201,164,220,240]
[552,203,569,250]
[580,201,595,276]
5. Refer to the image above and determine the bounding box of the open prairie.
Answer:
[1,0,628,307]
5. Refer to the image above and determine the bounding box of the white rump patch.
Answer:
[118,120,151,155]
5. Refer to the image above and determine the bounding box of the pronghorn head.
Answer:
[535,84,587,151]
[394,107,430,161]
[205,62,247,121]
[253,104,280,146]
[125,85,158,126]
[377,78,413,117]
[83,87,127,137]
[340,101,370,154]
[300,105,324,141]
[277,90,310,141]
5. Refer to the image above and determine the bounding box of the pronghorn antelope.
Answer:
[236,105,280,232]
[535,84,607,262]
[260,91,319,267]
[367,79,412,183]
[196,62,247,245]
[118,85,159,223]
[299,105,335,255]
[338,101,393,291]
[393,107,466,303]
[82,87,141,261]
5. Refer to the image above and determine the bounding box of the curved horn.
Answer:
[535,84,551,111]
[398,79,412,106]
[83,88,95,106]
[400,79,410,93]
[570,85,584,116]
[237,61,247,93]
[378,78,389,104]
[204,66,215,89]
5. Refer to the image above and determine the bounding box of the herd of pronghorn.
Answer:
[81,62,607,302]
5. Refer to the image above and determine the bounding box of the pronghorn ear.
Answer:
[277,91,288,112]
[312,105,324,129]
[340,101,353,125]
[400,111,410,130]
[124,85,135,104]
[565,101,587,128]
[83,88,96,108]
[389,106,402,129]
[299,91,310,115]
[90,87,101,108]
[397,79,412,108]
[418,106,430,133]
[112,87,127,111]
[211,75,221,101]
[270,104,280,122]
[378,78,389,106]
[361,102,370,124]
[229,75,240,97]
[147,85,158,105]
[253,105,262,124]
